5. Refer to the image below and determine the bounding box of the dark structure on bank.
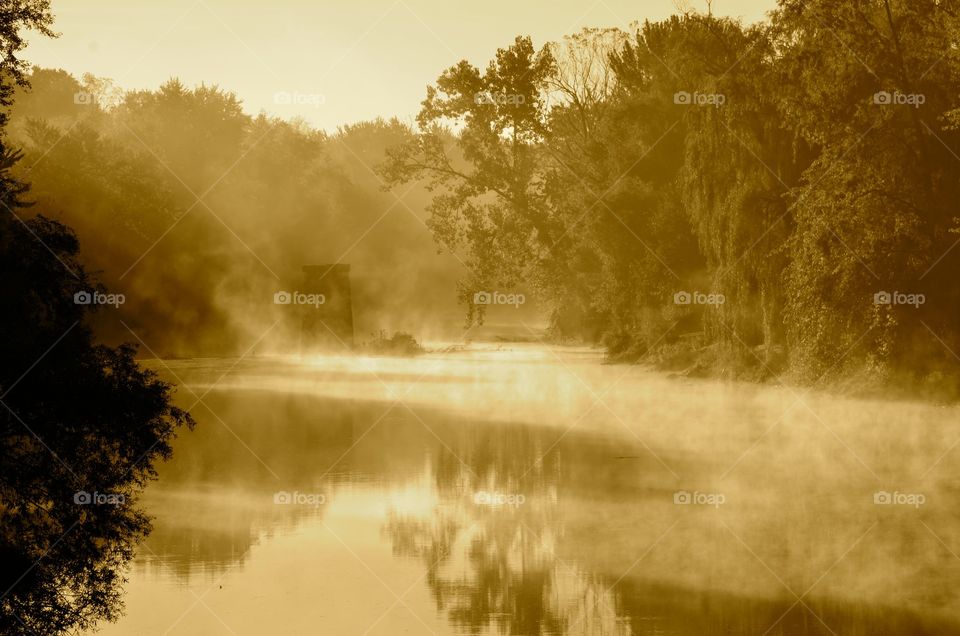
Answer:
[300,264,354,350]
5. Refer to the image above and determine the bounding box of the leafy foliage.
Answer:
[388,2,960,390]
[0,156,194,634]
[0,3,195,632]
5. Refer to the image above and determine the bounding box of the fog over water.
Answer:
[4,1,960,634]
[87,346,960,635]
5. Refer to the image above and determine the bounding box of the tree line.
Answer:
[8,70,464,355]
[386,0,960,393]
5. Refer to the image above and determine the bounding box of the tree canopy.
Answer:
[387,0,960,394]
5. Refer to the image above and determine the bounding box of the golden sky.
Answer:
[26,0,776,131]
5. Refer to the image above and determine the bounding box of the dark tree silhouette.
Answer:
[0,2,195,633]
[0,154,195,634]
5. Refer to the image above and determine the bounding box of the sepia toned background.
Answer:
[2,0,960,635]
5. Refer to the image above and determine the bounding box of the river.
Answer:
[92,344,960,635]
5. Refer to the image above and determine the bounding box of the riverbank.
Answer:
[597,333,960,405]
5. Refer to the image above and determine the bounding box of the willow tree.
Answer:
[554,20,702,356]
[654,15,812,372]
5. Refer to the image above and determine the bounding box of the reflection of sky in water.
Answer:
[93,347,960,635]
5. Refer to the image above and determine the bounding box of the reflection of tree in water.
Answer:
[385,426,628,636]
[133,391,363,580]
[386,420,960,636]
[135,489,327,582]
[157,391,359,489]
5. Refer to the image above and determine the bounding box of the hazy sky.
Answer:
[26,0,776,131]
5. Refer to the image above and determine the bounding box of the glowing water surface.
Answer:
[92,344,960,635]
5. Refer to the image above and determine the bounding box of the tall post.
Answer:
[300,264,354,350]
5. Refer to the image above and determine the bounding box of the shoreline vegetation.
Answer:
[382,3,960,402]
[9,4,958,403]
[402,329,957,404]
[361,329,424,356]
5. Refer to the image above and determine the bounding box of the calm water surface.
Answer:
[92,345,960,635]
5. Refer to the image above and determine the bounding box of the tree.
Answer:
[773,0,960,381]
[390,2,960,391]
[0,0,55,129]
[0,199,194,634]
[384,36,557,325]
[0,2,195,633]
